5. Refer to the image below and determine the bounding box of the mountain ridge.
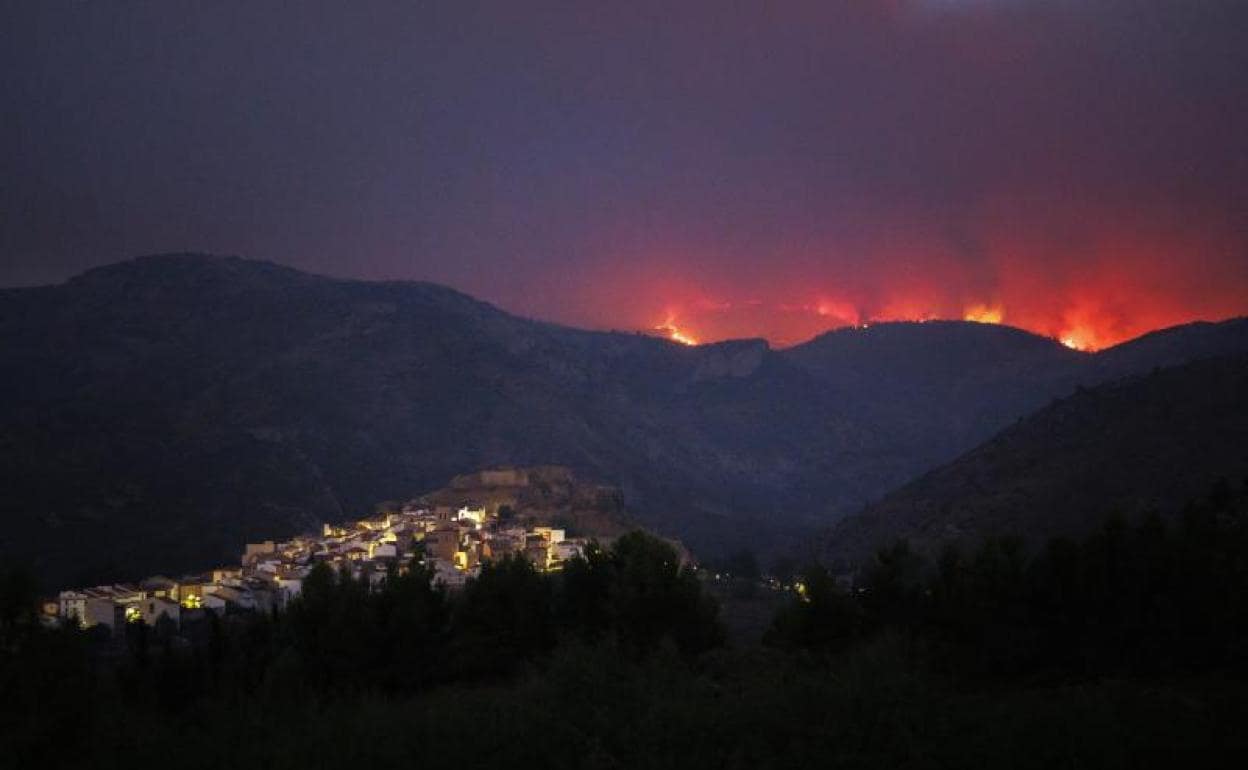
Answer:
[824,353,1248,567]
[2,254,1246,587]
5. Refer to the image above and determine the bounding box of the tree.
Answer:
[605,531,724,657]
[557,542,614,641]
[858,540,925,632]
[451,554,554,679]
[0,566,39,653]
[766,564,861,652]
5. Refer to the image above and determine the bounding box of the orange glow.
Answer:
[1058,327,1097,352]
[814,299,860,325]
[626,280,1244,350]
[654,318,698,346]
[963,303,1004,324]
[543,211,1248,351]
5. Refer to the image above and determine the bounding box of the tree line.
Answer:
[0,532,722,730]
[768,477,1248,681]
[3,482,1248,768]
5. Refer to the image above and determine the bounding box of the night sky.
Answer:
[3,1,1246,349]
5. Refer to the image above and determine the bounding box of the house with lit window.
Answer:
[139,596,180,626]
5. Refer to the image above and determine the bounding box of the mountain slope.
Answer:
[0,255,907,585]
[782,320,1088,460]
[824,354,1248,567]
[1090,318,1248,379]
[1,254,1245,587]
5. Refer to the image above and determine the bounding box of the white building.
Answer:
[457,506,487,526]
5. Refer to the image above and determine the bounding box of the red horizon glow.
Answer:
[633,280,1246,352]
[638,299,1244,352]
[534,212,1248,353]
[645,306,1113,352]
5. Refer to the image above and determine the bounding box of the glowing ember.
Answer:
[963,303,1004,324]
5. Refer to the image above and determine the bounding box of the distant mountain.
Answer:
[824,354,1248,567]
[0,255,896,586]
[0,254,1245,587]
[1089,318,1248,379]
[781,320,1088,462]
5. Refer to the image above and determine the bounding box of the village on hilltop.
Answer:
[52,467,610,634]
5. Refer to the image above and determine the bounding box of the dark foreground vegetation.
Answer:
[5,486,1248,769]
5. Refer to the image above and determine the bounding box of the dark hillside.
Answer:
[1,255,1245,587]
[0,256,894,585]
[783,320,1087,459]
[825,354,1248,566]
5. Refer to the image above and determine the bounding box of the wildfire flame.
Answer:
[963,303,1004,324]
[1058,327,1097,351]
[654,319,698,346]
[633,274,1237,351]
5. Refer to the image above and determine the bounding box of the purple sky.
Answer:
[3,1,1246,347]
